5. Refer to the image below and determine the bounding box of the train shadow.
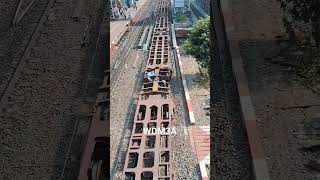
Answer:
[49,0,108,179]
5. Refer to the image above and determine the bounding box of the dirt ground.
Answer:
[229,0,320,179]
[177,42,210,127]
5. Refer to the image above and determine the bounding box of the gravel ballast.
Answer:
[0,0,105,179]
[228,0,320,178]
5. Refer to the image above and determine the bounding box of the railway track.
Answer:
[0,0,49,105]
[110,0,205,179]
[109,0,159,178]
[62,1,108,179]
[210,45,254,179]
[121,0,175,179]
[110,44,148,179]
[109,24,143,93]
[77,0,159,178]
[0,0,104,179]
[110,0,156,93]
[210,1,267,179]
[0,0,8,10]
[0,0,18,33]
[109,0,156,66]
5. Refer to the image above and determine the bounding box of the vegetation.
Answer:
[176,12,187,22]
[183,16,210,69]
[277,0,320,46]
[182,16,210,87]
[276,0,320,93]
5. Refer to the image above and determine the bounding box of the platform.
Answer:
[189,126,210,180]
[110,0,149,49]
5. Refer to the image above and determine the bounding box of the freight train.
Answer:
[122,0,175,179]
[77,0,174,179]
[77,68,110,180]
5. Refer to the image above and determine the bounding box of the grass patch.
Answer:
[176,13,187,22]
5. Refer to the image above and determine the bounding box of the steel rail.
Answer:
[0,0,8,10]
[110,0,157,71]
[109,0,158,177]
[0,0,54,113]
[122,0,174,179]
[60,3,107,178]
[111,6,148,70]
[13,0,37,25]
[110,0,156,93]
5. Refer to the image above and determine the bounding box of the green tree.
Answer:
[182,16,210,69]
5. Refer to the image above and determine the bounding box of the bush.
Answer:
[182,16,210,69]
[176,13,187,22]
